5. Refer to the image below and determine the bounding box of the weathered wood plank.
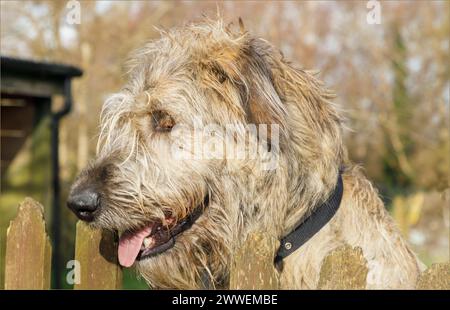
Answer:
[318,245,368,289]
[44,236,52,289]
[1,74,64,98]
[417,262,450,290]
[74,221,122,289]
[229,232,279,289]
[4,198,52,289]
[0,226,6,289]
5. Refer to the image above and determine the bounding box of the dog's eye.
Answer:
[151,110,175,132]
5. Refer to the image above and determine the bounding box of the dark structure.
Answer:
[1,56,82,288]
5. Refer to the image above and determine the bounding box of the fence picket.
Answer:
[74,221,122,289]
[0,226,6,289]
[417,262,450,290]
[318,245,368,289]
[229,232,280,289]
[4,198,52,289]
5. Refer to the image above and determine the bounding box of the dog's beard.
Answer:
[134,214,231,289]
[127,197,233,289]
[117,194,209,267]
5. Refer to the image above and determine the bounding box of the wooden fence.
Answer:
[1,198,449,289]
[3,198,121,289]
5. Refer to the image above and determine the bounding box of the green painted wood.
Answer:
[0,99,52,280]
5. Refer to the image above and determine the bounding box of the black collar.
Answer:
[275,171,344,263]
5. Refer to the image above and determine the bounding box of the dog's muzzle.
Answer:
[118,194,210,267]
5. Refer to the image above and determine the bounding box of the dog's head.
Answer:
[67,20,344,288]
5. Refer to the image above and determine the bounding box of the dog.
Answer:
[67,20,421,289]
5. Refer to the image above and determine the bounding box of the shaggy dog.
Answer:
[67,20,421,289]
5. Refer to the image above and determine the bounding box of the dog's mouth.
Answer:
[117,194,209,267]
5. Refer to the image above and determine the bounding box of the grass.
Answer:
[122,268,149,289]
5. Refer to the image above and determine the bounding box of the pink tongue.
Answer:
[118,226,153,267]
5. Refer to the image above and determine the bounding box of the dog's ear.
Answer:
[204,37,289,145]
[242,38,345,189]
[241,39,287,127]
[238,17,245,34]
[200,34,343,169]
[199,36,287,145]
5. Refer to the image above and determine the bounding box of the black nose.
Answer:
[67,188,100,222]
